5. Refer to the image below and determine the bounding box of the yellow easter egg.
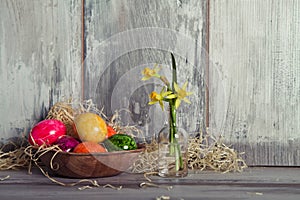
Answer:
[73,112,107,143]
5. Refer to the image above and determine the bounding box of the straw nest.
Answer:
[45,100,75,137]
[131,132,247,174]
[0,137,30,170]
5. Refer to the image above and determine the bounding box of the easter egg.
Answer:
[73,112,107,143]
[54,135,80,152]
[29,119,66,146]
[106,125,117,138]
[73,141,107,153]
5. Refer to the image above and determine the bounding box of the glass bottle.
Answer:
[157,121,188,177]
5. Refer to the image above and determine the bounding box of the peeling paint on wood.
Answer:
[85,0,206,139]
[84,0,207,139]
[0,0,82,142]
[209,0,300,165]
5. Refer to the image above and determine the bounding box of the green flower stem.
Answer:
[169,100,176,144]
[142,53,188,174]
[169,52,183,171]
[169,100,183,171]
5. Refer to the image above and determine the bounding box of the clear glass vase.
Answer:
[157,123,188,177]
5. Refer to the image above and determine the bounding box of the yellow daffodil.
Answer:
[149,88,175,110]
[174,82,193,109]
[141,65,161,80]
[141,54,193,173]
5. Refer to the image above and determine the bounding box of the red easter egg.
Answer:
[29,119,66,146]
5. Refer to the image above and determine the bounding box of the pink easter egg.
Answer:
[54,135,80,152]
[29,119,66,146]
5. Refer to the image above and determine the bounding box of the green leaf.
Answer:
[171,52,177,92]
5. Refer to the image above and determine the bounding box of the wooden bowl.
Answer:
[39,148,144,178]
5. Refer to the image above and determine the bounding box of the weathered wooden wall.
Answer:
[0,0,82,143]
[209,0,300,165]
[0,0,299,166]
[84,0,207,139]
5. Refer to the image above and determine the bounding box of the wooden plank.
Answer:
[0,167,297,185]
[0,0,82,143]
[209,0,300,166]
[1,168,300,200]
[84,0,207,139]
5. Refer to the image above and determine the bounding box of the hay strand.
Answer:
[0,175,10,181]
[187,132,247,172]
[131,131,247,174]
[24,144,123,190]
[46,101,75,136]
[130,140,158,174]
[0,138,30,170]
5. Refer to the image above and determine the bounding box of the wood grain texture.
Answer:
[1,168,300,200]
[0,0,82,142]
[84,0,207,139]
[209,0,300,165]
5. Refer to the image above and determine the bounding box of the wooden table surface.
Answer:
[0,167,300,200]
